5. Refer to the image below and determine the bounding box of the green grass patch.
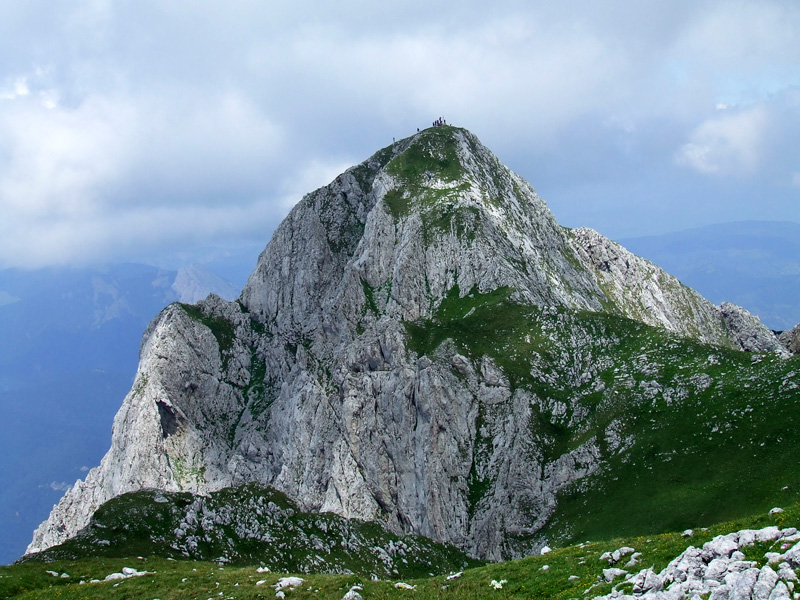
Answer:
[361,278,379,315]
[386,127,464,185]
[7,506,800,599]
[422,194,479,243]
[179,303,236,356]
[244,356,277,422]
[383,127,469,219]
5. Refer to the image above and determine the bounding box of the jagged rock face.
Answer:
[240,127,607,333]
[28,127,787,561]
[779,324,800,354]
[568,227,786,354]
[718,302,789,354]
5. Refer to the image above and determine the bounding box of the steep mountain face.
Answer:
[28,127,792,562]
[779,324,800,354]
[567,227,785,353]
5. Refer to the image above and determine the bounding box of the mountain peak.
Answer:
[171,264,240,304]
[377,126,521,220]
[241,126,605,330]
[28,128,792,563]
[386,125,469,184]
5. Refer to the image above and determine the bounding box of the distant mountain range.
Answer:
[620,221,800,331]
[0,263,240,564]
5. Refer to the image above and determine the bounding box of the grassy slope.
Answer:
[383,126,468,219]
[3,506,798,599]
[18,484,477,580]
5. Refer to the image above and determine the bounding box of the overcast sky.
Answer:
[1,0,798,270]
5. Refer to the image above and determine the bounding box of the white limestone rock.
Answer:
[569,228,785,354]
[603,567,628,582]
[720,303,788,355]
[778,324,800,354]
[783,543,800,568]
[594,526,800,600]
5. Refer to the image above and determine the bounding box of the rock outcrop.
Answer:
[779,324,800,354]
[719,302,789,354]
[28,126,789,561]
[568,227,786,354]
[593,525,800,600]
[23,484,476,577]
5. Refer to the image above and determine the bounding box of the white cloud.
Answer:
[42,481,72,492]
[0,93,133,218]
[277,159,357,212]
[0,85,286,267]
[671,1,800,103]
[274,15,629,143]
[39,90,58,109]
[675,107,769,175]
[0,77,29,100]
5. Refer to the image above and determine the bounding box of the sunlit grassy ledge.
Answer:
[4,505,799,599]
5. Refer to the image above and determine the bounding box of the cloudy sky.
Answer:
[1,0,798,271]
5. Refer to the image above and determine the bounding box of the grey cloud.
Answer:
[0,0,798,267]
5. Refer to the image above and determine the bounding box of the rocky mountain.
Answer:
[171,264,241,304]
[26,127,799,563]
[780,324,800,354]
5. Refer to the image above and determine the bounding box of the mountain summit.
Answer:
[29,127,794,561]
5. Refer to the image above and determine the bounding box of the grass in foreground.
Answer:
[3,505,798,600]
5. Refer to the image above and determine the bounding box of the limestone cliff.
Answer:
[568,227,786,354]
[28,127,787,561]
